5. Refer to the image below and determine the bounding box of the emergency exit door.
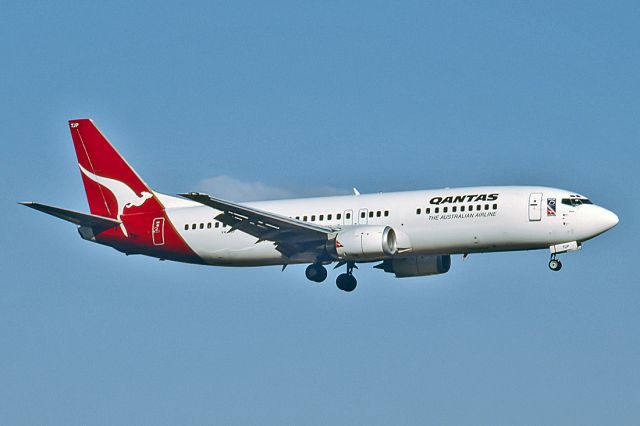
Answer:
[528,192,542,221]
[358,208,368,224]
[343,209,353,225]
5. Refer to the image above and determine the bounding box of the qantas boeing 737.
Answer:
[21,119,619,292]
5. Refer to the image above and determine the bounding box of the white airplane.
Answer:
[21,119,619,292]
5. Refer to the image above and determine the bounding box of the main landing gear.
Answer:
[548,254,562,271]
[336,262,357,292]
[304,261,358,292]
[305,263,328,283]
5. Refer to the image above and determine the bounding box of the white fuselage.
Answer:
[156,186,618,266]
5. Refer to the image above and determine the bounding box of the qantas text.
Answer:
[430,193,499,205]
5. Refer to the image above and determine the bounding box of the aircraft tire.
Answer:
[548,259,562,271]
[306,264,327,282]
[336,273,357,292]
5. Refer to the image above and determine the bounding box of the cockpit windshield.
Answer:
[561,197,593,207]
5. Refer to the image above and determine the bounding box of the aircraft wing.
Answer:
[179,192,334,256]
[19,202,121,230]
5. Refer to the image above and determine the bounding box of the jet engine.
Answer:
[375,255,451,278]
[328,225,398,261]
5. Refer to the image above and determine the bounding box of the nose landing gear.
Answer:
[548,254,562,271]
[548,241,580,271]
[336,262,357,292]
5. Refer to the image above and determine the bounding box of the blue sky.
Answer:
[1,1,639,424]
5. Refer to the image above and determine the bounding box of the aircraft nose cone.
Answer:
[600,208,619,231]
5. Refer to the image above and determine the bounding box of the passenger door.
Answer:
[528,192,542,221]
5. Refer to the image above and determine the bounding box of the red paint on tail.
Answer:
[68,119,202,263]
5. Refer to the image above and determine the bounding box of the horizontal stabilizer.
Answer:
[18,202,121,230]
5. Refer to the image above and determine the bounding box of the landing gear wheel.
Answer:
[305,264,328,282]
[336,273,357,292]
[548,259,562,271]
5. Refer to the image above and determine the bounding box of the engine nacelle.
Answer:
[376,255,451,278]
[329,225,398,261]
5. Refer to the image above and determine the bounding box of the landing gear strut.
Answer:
[548,254,562,271]
[336,262,357,292]
[305,263,328,283]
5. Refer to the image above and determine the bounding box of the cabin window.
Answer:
[476,205,481,211]
[361,211,366,218]
[493,204,498,210]
[435,207,439,214]
[337,213,342,220]
[443,207,448,213]
[384,211,389,217]
[327,214,332,220]
[191,224,196,230]
[484,204,489,210]
[461,206,465,212]
[200,223,204,229]
[416,208,421,215]
[207,223,211,229]
[295,216,300,220]
[303,215,308,221]
[452,206,457,213]
[369,211,374,218]
[311,215,316,221]
[215,222,220,228]
[426,208,431,214]
[319,214,324,221]
[345,213,351,219]
[184,224,189,230]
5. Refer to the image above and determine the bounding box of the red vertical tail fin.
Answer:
[67,119,201,263]
[69,119,163,225]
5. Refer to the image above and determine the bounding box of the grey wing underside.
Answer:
[179,192,335,258]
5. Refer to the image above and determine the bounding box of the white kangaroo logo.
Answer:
[79,164,153,237]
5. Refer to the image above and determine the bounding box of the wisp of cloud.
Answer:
[197,175,351,201]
